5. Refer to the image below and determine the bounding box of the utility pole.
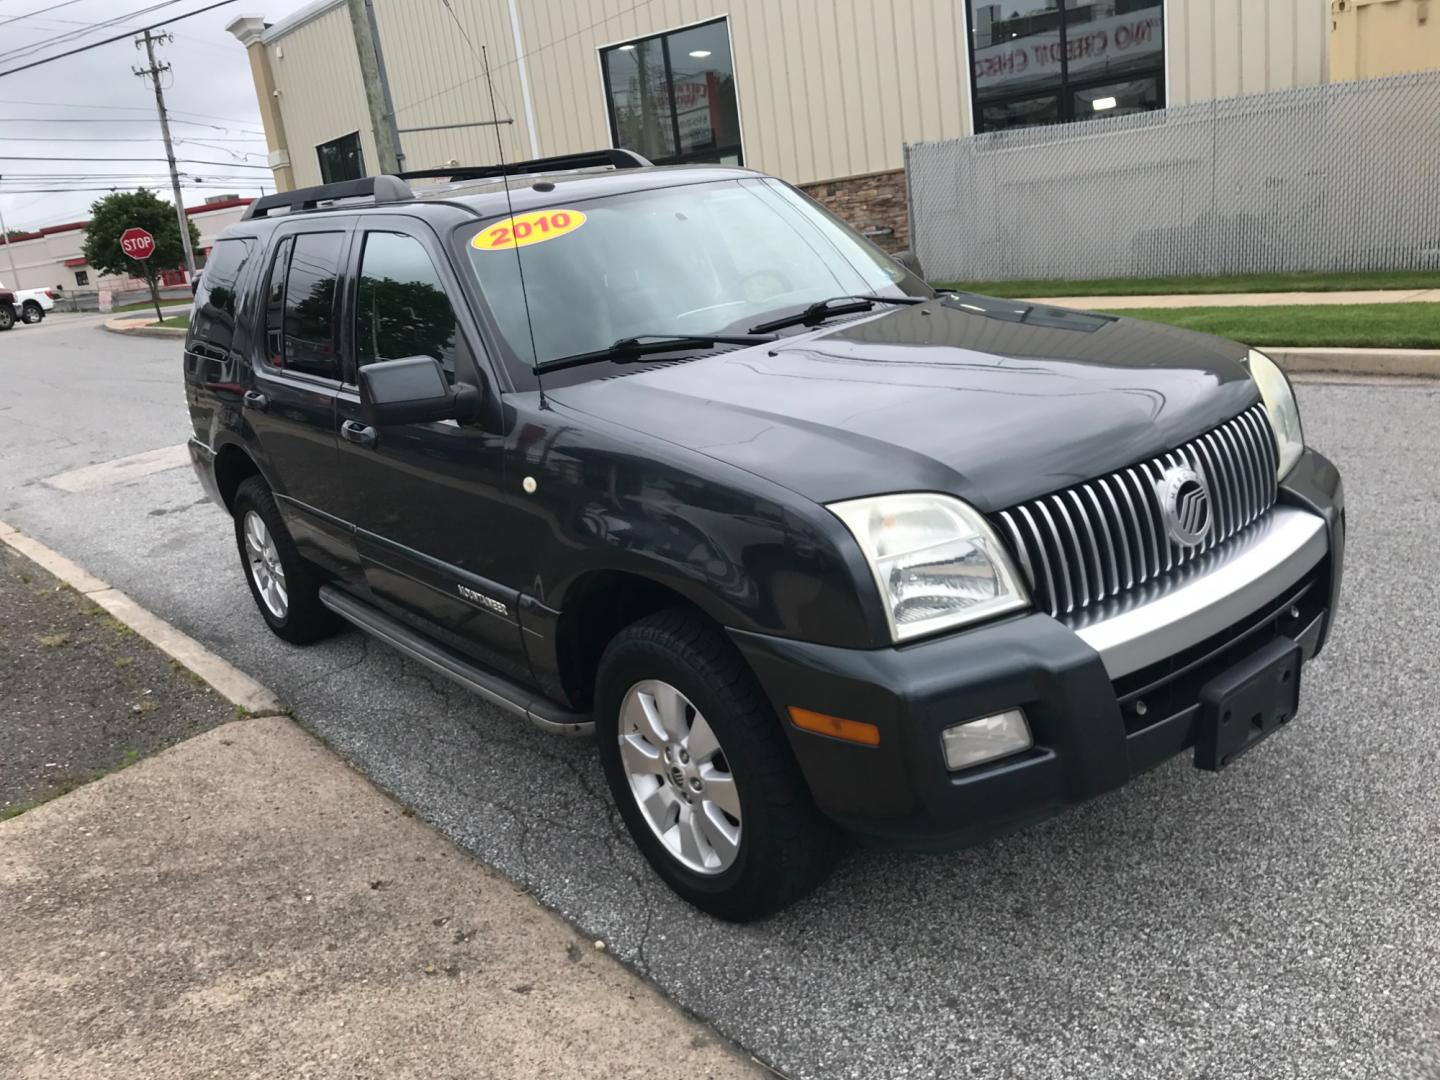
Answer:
[0,182,21,286]
[133,30,197,280]
[345,0,402,173]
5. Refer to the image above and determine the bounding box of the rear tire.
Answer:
[232,476,339,645]
[20,302,43,324]
[595,608,840,921]
[0,304,14,331]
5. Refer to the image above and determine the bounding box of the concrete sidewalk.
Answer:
[0,717,760,1080]
[1028,288,1440,310]
[102,312,187,338]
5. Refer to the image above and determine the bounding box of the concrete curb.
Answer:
[0,519,287,717]
[102,317,186,339]
[1269,347,1440,379]
[1040,288,1440,310]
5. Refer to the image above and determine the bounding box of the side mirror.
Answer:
[359,355,480,426]
[893,249,925,282]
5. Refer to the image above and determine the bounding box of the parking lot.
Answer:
[3,316,1438,1079]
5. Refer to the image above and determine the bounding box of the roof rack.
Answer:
[395,148,652,184]
[241,174,414,220]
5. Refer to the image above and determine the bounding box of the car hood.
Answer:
[547,294,1262,512]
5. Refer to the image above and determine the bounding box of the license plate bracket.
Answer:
[1194,637,1302,772]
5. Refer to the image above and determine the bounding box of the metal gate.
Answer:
[905,70,1440,283]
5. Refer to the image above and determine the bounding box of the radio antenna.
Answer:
[481,43,546,408]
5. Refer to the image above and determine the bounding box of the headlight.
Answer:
[1246,349,1304,479]
[828,493,1029,642]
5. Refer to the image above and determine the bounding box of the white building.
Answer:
[0,196,254,298]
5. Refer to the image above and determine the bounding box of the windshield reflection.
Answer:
[464,178,923,370]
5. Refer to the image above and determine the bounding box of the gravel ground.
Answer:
[0,545,235,816]
[1,324,1438,1077]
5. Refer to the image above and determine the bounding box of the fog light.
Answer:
[941,709,1031,771]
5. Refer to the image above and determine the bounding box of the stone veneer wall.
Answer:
[800,169,909,253]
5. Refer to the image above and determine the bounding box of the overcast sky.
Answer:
[0,0,311,235]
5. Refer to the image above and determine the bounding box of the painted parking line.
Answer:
[43,443,191,493]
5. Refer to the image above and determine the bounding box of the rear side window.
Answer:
[263,231,345,380]
[191,237,253,356]
[355,231,461,381]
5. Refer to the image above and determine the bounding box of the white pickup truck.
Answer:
[0,282,54,324]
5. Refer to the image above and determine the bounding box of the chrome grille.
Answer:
[995,404,1280,618]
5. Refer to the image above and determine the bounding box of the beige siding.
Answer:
[266,6,374,189]
[516,0,971,183]
[262,0,1336,191]
[1167,0,1329,106]
[370,0,534,171]
[1331,0,1440,82]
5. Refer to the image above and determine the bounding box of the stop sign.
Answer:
[119,227,156,261]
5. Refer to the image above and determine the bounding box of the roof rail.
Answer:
[241,174,415,220]
[394,148,652,184]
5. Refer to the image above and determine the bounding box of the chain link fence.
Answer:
[906,70,1440,284]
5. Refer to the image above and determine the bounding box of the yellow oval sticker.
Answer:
[472,208,587,252]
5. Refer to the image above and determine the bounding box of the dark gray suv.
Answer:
[184,150,1345,920]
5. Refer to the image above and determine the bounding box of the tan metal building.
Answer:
[231,0,1334,248]
[1331,0,1440,81]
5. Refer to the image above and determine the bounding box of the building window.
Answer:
[316,131,365,183]
[600,17,743,166]
[967,0,1165,133]
[74,270,89,287]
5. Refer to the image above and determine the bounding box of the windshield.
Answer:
[462,177,922,371]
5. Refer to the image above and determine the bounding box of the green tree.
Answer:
[81,189,200,322]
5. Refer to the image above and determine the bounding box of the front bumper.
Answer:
[731,448,1345,848]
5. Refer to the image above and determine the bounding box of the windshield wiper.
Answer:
[534,333,776,375]
[747,293,926,335]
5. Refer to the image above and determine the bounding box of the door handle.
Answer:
[242,389,269,412]
[341,419,378,449]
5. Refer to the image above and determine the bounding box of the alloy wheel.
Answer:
[618,679,742,875]
[243,510,289,619]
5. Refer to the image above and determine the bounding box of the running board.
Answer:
[318,584,594,737]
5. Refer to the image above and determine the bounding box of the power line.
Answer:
[0,0,190,64]
[0,155,270,167]
[6,117,265,136]
[0,0,237,79]
[2,171,266,179]
[1,134,263,144]
[20,12,247,55]
[0,97,264,130]
[0,0,90,29]
[1,185,260,193]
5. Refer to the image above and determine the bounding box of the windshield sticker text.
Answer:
[472,209,587,252]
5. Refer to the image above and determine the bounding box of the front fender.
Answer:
[509,399,883,648]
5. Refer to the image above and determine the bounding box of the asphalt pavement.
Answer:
[2,320,1438,1079]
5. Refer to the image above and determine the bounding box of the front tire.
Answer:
[232,476,339,644]
[595,609,839,921]
[20,302,43,324]
[0,304,14,331]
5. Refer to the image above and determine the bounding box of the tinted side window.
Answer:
[281,232,345,380]
[263,236,293,368]
[192,237,253,356]
[355,231,461,381]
